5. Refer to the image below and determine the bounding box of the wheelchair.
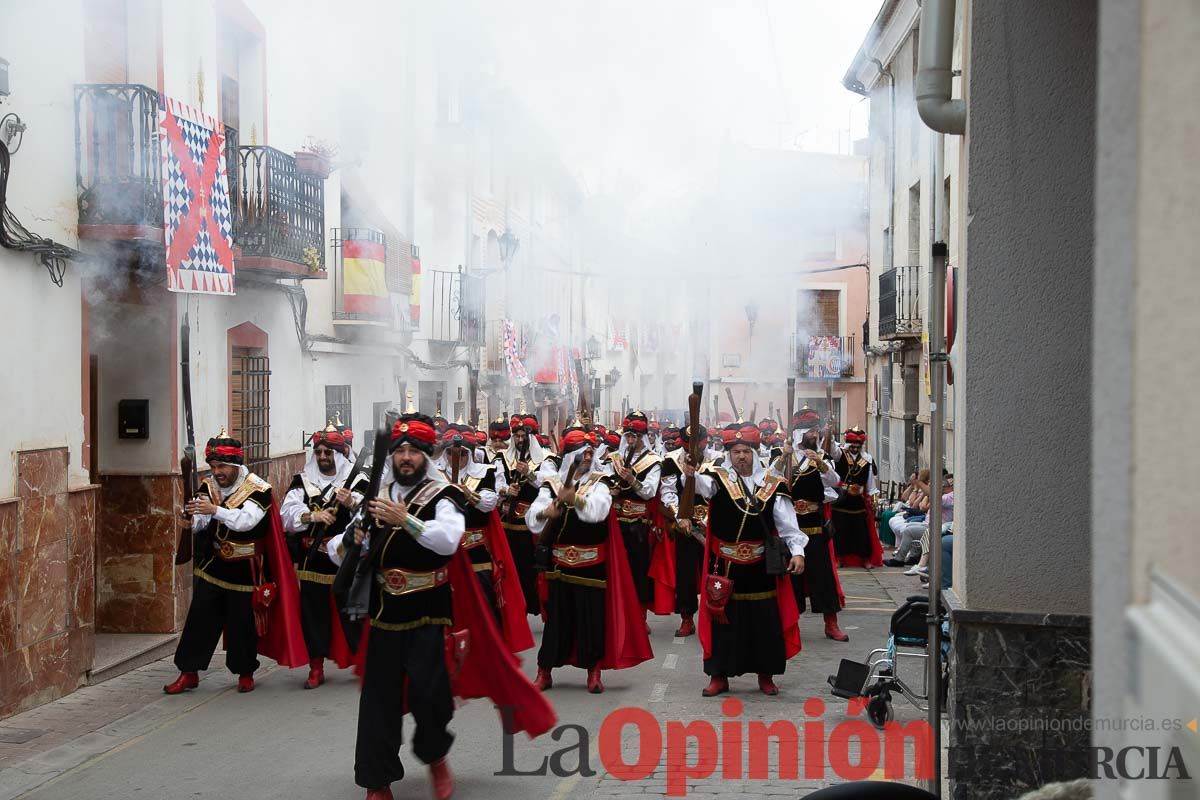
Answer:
[826,594,948,729]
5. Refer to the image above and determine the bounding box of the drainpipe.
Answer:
[915,0,965,135]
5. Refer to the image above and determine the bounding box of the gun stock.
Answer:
[785,377,797,486]
[174,451,197,565]
[679,382,704,521]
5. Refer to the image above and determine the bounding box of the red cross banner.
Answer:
[159,96,236,295]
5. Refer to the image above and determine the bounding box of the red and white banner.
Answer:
[160,96,235,294]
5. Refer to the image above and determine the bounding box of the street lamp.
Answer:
[498,227,520,268]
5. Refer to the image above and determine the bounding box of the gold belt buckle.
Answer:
[514,502,530,516]
[693,506,709,523]
[461,529,486,549]
[719,542,764,563]
[219,541,235,559]
[620,500,646,516]
[378,567,448,596]
[847,484,864,496]
[796,500,819,514]
[553,545,599,566]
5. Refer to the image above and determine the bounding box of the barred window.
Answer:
[231,348,271,470]
[325,385,352,429]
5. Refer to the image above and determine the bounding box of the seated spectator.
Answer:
[886,471,930,566]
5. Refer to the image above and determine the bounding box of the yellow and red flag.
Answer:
[342,233,388,316]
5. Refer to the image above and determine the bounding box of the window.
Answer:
[325,385,352,429]
[797,289,840,337]
[231,347,270,469]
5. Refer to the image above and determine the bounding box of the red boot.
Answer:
[586,667,604,694]
[824,613,850,642]
[533,667,553,691]
[701,676,729,697]
[237,674,255,693]
[365,787,394,800]
[304,658,325,689]
[429,757,454,800]
[674,614,695,637]
[757,674,779,695]
[163,671,199,694]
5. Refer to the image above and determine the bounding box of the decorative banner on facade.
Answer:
[410,246,422,327]
[806,336,848,379]
[342,230,388,317]
[502,320,531,387]
[160,96,235,294]
[607,320,627,352]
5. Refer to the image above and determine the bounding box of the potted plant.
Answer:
[294,137,337,179]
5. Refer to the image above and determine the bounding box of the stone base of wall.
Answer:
[96,451,306,634]
[0,448,98,719]
[946,590,1092,799]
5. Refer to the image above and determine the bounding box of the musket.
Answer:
[750,403,758,424]
[785,377,796,486]
[333,428,390,618]
[534,458,581,569]
[573,357,592,426]
[303,444,371,566]
[678,382,704,523]
[174,312,200,566]
[725,387,741,422]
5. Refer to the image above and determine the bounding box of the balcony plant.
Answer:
[295,137,337,179]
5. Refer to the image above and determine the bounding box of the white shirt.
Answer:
[191,466,265,534]
[280,456,360,533]
[692,464,809,556]
[327,476,466,564]
[525,473,613,535]
[441,458,502,513]
[767,453,842,502]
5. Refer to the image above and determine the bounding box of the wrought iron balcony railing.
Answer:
[74,84,162,236]
[428,268,484,345]
[879,266,922,338]
[234,145,325,277]
[791,333,857,379]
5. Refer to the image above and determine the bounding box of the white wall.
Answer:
[0,0,88,496]
[182,286,310,460]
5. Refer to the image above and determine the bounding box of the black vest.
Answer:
[196,473,274,589]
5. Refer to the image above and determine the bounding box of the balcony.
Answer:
[331,227,390,326]
[74,84,163,243]
[233,146,325,279]
[791,333,857,379]
[428,268,484,345]
[879,266,922,338]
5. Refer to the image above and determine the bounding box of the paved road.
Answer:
[0,567,933,800]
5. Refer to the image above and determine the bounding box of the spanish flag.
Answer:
[343,235,388,316]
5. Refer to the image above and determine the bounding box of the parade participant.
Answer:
[771,428,849,641]
[341,412,554,800]
[704,426,725,464]
[662,423,683,452]
[165,430,307,695]
[526,426,653,693]
[656,422,711,637]
[604,411,664,612]
[647,417,664,454]
[334,412,356,459]
[439,427,533,653]
[281,425,366,688]
[826,425,884,568]
[757,418,779,461]
[487,415,511,462]
[682,421,807,697]
[497,409,550,616]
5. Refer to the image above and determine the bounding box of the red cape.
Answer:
[836,494,884,568]
[447,547,557,738]
[597,512,655,669]
[326,591,355,669]
[647,501,677,615]
[354,548,557,740]
[535,510,654,670]
[259,498,309,668]
[483,510,535,653]
[697,515,801,662]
